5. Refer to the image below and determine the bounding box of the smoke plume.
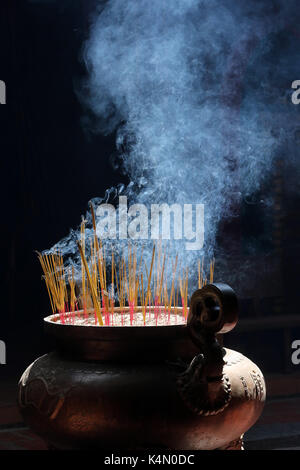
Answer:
[49,0,300,293]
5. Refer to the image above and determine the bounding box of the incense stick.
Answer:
[77,241,104,326]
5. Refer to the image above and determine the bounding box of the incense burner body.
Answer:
[18,289,266,450]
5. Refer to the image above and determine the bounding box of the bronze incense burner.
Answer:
[18,283,265,450]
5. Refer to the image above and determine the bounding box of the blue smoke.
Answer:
[50,0,300,290]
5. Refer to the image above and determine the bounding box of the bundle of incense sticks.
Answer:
[38,205,215,326]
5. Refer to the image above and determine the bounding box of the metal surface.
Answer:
[44,307,199,363]
[18,284,266,450]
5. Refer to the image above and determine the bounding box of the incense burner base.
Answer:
[18,348,264,450]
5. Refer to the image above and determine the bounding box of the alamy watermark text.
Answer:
[0,340,6,364]
[0,80,6,104]
[96,196,204,251]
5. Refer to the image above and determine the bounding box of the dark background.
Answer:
[0,0,127,379]
[0,0,299,382]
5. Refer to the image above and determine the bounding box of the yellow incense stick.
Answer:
[77,241,103,325]
[143,245,156,320]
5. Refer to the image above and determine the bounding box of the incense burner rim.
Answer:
[44,306,188,329]
[43,307,199,363]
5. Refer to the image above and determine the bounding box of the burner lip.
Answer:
[43,307,199,362]
[44,306,188,329]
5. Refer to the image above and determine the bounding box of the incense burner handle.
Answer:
[177,284,239,416]
[188,283,238,342]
